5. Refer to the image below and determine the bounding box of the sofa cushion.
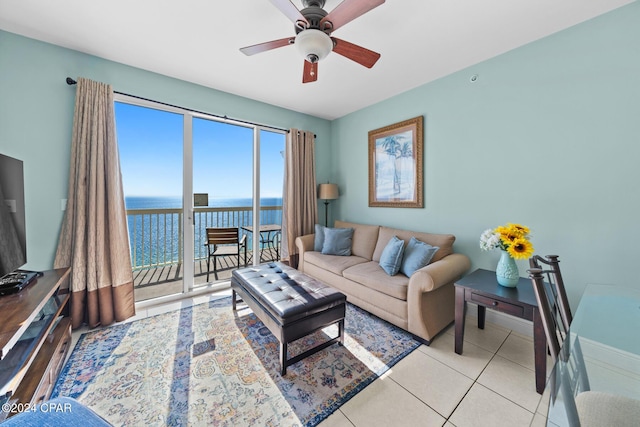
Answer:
[335,220,380,261]
[322,227,354,256]
[379,235,405,276]
[343,261,409,301]
[400,237,439,277]
[314,224,326,252]
[304,251,369,276]
[372,226,455,263]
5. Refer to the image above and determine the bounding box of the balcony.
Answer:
[127,205,282,301]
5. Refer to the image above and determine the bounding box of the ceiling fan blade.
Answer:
[240,37,294,56]
[303,60,318,83]
[331,37,380,68]
[269,0,309,26]
[320,0,385,32]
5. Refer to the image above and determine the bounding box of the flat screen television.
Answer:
[0,153,27,278]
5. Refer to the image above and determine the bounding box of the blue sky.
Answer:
[115,102,285,199]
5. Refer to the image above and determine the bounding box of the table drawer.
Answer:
[471,292,524,317]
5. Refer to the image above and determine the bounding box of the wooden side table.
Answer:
[454,268,546,394]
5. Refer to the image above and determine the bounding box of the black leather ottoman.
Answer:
[231,262,346,375]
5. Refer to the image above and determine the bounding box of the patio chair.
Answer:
[205,227,247,281]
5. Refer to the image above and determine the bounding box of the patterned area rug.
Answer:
[53,297,419,426]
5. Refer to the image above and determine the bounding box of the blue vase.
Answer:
[496,250,519,287]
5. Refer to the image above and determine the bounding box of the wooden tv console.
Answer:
[0,268,71,420]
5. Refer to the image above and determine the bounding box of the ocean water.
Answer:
[125,196,282,210]
[125,196,282,268]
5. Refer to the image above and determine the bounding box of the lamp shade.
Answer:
[318,183,339,200]
[295,29,333,63]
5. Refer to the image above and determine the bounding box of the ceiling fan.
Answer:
[240,0,385,83]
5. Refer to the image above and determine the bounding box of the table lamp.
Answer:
[318,183,339,227]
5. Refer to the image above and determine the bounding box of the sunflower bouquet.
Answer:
[479,223,534,260]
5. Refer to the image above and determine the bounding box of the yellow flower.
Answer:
[495,225,518,246]
[507,238,535,260]
[502,232,519,244]
[494,225,510,236]
[507,223,530,238]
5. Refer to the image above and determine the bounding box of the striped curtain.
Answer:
[281,129,318,268]
[54,77,135,329]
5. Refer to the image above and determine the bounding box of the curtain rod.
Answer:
[65,77,290,134]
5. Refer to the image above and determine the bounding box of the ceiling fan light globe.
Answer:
[295,29,333,63]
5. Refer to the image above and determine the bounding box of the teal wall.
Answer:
[330,2,640,307]
[0,31,331,272]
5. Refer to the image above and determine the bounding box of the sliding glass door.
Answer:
[192,117,254,288]
[258,130,286,263]
[116,96,286,303]
[115,101,185,302]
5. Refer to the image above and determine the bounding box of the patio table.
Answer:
[241,224,281,262]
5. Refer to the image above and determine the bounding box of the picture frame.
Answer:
[368,116,424,208]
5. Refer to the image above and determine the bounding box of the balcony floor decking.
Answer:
[133,247,280,302]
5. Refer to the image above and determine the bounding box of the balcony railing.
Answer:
[126,205,282,271]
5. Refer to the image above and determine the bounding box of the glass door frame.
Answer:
[182,113,194,291]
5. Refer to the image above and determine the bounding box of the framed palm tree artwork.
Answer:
[368,116,424,208]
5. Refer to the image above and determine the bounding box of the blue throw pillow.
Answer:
[314,224,326,252]
[321,227,354,256]
[379,235,405,276]
[400,237,439,277]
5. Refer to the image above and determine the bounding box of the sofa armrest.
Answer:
[294,234,315,271]
[408,253,471,293]
[407,253,471,342]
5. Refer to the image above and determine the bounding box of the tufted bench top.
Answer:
[232,262,346,325]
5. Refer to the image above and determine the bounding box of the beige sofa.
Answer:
[295,220,471,344]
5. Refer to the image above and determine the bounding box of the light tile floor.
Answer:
[321,320,552,427]
[70,288,553,427]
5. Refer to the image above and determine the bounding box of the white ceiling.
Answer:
[0,0,634,120]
